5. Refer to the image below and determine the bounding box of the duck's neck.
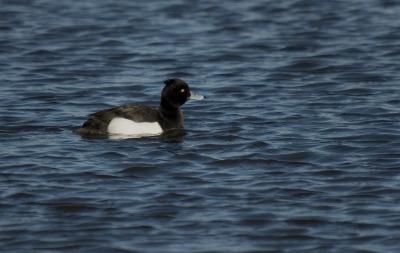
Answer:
[159,98,182,119]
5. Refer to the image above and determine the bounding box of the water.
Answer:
[1,0,400,252]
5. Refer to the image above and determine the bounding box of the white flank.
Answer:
[107,117,163,138]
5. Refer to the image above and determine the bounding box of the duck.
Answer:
[77,78,191,137]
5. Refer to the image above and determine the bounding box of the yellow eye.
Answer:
[180,88,185,93]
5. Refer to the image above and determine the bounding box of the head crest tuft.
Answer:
[164,79,175,86]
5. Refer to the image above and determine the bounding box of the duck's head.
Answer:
[161,78,191,108]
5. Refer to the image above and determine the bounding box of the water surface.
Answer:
[1,0,400,252]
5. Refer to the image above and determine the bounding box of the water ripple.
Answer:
[1,0,400,252]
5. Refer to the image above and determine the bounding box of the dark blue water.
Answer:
[1,0,400,252]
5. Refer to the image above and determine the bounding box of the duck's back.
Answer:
[77,104,161,136]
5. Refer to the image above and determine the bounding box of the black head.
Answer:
[161,78,191,108]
